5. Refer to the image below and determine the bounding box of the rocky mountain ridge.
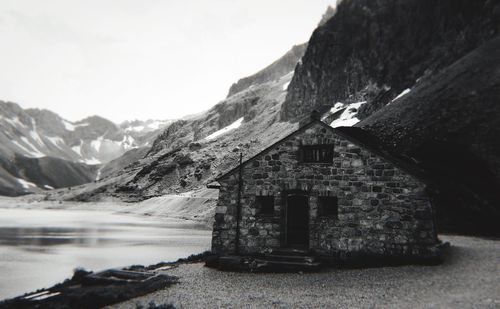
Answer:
[0,101,172,195]
[0,102,172,164]
[226,43,307,98]
[281,0,500,122]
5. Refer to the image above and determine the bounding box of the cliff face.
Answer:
[281,0,500,121]
[226,44,307,98]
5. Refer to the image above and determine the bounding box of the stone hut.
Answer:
[211,118,441,265]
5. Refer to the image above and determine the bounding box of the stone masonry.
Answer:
[211,120,439,262]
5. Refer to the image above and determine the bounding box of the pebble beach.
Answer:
[113,235,500,308]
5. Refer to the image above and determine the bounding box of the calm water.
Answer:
[0,207,211,300]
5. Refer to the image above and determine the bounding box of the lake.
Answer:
[0,207,212,300]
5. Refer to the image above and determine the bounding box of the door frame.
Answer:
[281,190,310,248]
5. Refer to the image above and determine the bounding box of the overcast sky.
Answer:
[0,0,333,123]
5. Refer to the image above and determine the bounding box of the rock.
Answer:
[189,142,202,151]
[281,0,499,122]
[174,153,194,167]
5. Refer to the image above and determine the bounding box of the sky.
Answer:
[0,0,334,123]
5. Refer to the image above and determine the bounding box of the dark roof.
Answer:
[333,126,428,181]
[215,119,428,183]
[215,120,319,181]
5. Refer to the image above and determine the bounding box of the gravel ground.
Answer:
[112,235,500,309]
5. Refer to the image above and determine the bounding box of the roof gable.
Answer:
[216,120,321,181]
[215,119,426,183]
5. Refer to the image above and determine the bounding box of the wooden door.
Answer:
[286,195,309,248]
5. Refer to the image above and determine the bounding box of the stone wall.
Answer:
[211,122,438,260]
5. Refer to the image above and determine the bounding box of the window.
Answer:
[256,196,274,215]
[318,196,338,217]
[302,145,334,163]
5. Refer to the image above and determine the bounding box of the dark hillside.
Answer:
[359,37,500,235]
[281,0,500,121]
[14,155,99,189]
[0,154,99,195]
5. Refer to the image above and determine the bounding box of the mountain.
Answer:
[281,0,499,122]
[120,119,173,142]
[0,101,172,195]
[0,154,100,196]
[98,146,150,180]
[44,2,500,236]
[317,5,337,26]
[226,43,307,97]
[46,41,309,202]
[0,102,171,165]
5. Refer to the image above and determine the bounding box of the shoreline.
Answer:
[0,196,215,305]
[115,235,500,309]
[1,235,499,308]
[0,252,212,309]
[0,190,218,228]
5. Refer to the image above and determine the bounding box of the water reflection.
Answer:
[0,227,114,248]
[0,207,211,300]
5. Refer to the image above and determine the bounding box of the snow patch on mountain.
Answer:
[205,117,244,140]
[321,102,346,122]
[71,141,83,156]
[127,125,145,132]
[63,120,89,131]
[47,136,65,148]
[1,116,27,128]
[121,135,136,149]
[91,136,103,152]
[17,178,38,190]
[29,129,45,147]
[389,88,411,105]
[19,137,45,158]
[82,157,101,165]
[330,102,366,128]
[12,141,34,156]
[331,102,346,114]
[62,120,76,131]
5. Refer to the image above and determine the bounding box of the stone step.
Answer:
[269,248,311,256]
[251,259,322,273]
[214,255,324,273]
[262,254,317,263]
